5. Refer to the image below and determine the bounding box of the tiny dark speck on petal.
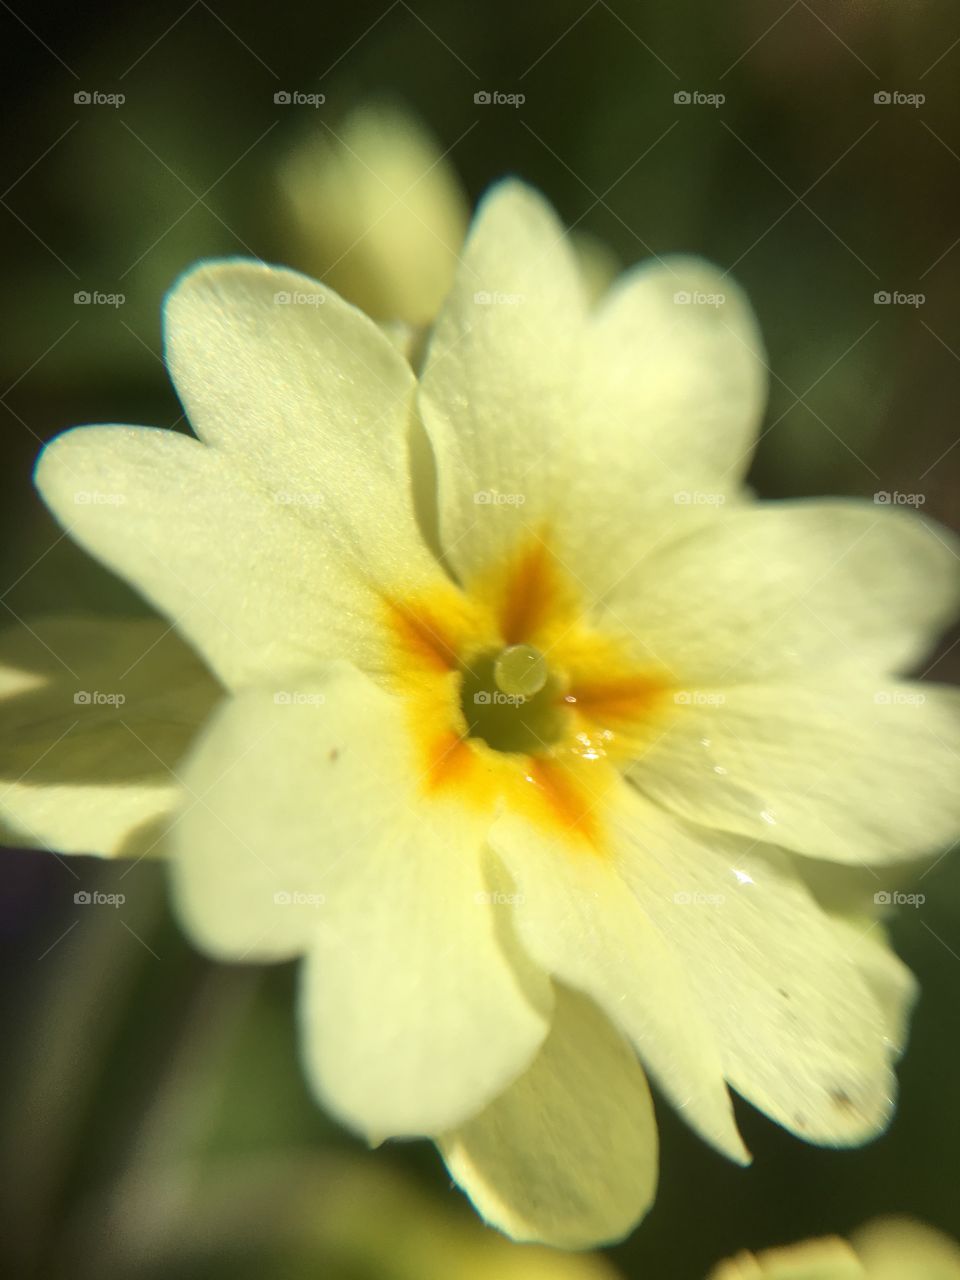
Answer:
[777,988,790,999]
[793,1114,807,1129]
[329,748,340,762]
[831,1089,854,1111]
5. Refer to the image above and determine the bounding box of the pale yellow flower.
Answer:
[21,181,960,1247]
[277,102,469,326]
[276,102,617,326]
[710,1217,960,1279]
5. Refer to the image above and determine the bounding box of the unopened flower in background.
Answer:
[276,101,618,327]
[277,102,470,326]
[710,1216,960,1278]
[8,175,960,1248]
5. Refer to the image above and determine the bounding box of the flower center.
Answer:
[494,644,548,697]
[460,645,568,754]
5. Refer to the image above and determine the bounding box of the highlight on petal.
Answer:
[36,262,449,690]
[615,795,903,1145]
[581,253,767,489]
[441,985,658,1250]
[420,181,767,591]
[0,615,217,857]
[35,429,383,690]
[169,663,551,1137]
[419,180,587,581]
[607,499,960,683]
[489,800,749,1165]
[631,681,960,866]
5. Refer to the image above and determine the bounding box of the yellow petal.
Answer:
[441,986,658,1249]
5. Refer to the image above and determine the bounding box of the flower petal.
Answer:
[827,915,917,1060]
[169,664,552,1137]
[278,103,469,325]
[581,254,766,490]
[418,181,765,588]
[418,181,585,581]
[440,985,658,1250]
[606,501,960,682]
[631,681,960,865]
[36,262,446,689]
[488,796,748,1164]
[164,260,434,581]
[709,1238,863,1279]
[0,616,217,857]
[614,795,903,1145]
[853,1218,960,1278]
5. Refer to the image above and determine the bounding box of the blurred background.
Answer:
[1,1,960,1276]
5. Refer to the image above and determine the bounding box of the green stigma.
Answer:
[493,644,548,698]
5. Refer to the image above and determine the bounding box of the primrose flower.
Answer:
[24,181,960,1248]
[277,102,469,326]
[710,1216,960,1278]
